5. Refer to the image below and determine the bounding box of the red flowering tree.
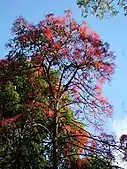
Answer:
[0,10,117,169]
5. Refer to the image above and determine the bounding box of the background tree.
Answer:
[0,10,120,169]
[77,0,127,19]
[0,57,82,168]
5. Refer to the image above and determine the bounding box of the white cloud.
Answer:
[112,116,127,139]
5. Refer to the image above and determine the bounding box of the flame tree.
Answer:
[0,10,116,168]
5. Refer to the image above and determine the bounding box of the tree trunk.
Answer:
[53,110,57,169]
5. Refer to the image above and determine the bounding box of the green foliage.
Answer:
[86,155,112,169]
[0,113,48,169]
[77,0,127,18]
[0,82,21,117]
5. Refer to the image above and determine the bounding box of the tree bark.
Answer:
[53,110,57,169]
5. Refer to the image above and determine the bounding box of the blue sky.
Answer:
[1,0,127,135]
